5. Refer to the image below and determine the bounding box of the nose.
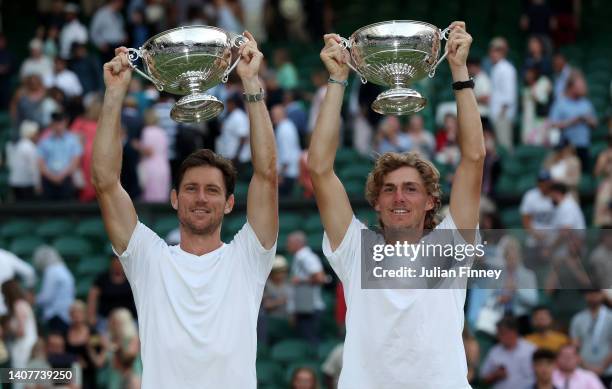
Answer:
[392,188,405,203]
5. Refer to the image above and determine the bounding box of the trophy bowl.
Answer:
[127,25,247,123]
[341,20,450,115]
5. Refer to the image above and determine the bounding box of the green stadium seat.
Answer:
[234,182,249,199]
[9,236,45,259]
[1,220,36,239]
[270,339,313,364]
[256,360,283,386]
[339,164,372,181]
[335,148,362,168]
[267,317,296,344]
[344,180,364,198]
[76,276,95,298]
[53,236,93,260]
[307,231,323,251]
[303,214,322,234]
[279,213,303,233]
[76,218,107,242]
[500,207,522,228]
[76,255,109,277]
[222,215,246,237]
[356,210,378,228]
[36,219,74,241]
[153,216,179,238]
[318,338,341,360]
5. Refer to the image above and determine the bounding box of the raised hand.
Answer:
[103,47,132,94]
[446,21,473,69]
[236,31,263,83]
[320,34,350,81]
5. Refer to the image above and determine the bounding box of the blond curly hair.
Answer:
[365,152,442,230]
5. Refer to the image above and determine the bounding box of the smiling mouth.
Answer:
[192,209,211,215]
[391,209,409,215]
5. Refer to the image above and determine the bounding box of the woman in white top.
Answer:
[6,120,40,201]
[1,279,38,389]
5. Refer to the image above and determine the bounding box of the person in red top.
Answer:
[71,95,101,201]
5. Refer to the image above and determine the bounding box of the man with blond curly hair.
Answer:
[307,21,485,389]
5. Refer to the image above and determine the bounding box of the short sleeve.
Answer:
[519,191,533,215]
[302,252,324,275]
[231,221,277,288]
[435,213,481,247]
[322,216,367,284]
[569,314,581,341]
[112,222,166,293]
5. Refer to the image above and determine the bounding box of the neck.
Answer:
[383,226,425,245]
[179,226,223,256]
[536,380,553,389]
[589,305,601,315]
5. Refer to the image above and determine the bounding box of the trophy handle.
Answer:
[428,26,452,78]
[127,48,164,91]
[222,34,249,83]
[339,37,367,84]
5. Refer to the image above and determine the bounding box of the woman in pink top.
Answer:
[71,96,101,202]
[134,109,170,202]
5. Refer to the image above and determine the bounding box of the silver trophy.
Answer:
[340,20,451,115]
[127,26,247,123]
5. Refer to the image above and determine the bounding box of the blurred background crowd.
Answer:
[0,0,612,388]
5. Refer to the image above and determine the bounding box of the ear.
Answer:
[425,195,434,211]
[224,194,235,214]
[373,200,380,212]
[170,189,178,210]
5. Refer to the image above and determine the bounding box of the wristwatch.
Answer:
[452,78,475,90]
[243,88,266,102]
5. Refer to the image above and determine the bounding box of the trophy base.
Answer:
[371,88,427,115]
[170,94,224,123]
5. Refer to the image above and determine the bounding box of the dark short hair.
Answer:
[531,305,550,315]
[175,149,237,198]
[496,315,519,331]
[533,348,557,363]
[549,182,568,194]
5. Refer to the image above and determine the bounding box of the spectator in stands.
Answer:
[19,39,53,81]
[520,0,554,39]
[70,94,101,202]
[435,114,461,167]
[525,306,570,353]
[106,308,142,389]
[589,227,612,289]
[531,348,558,389]
[283,89,308,140]
[120,125,142,199]
[37,111,82,200]
[594,135,612,226]
[0,248,36,317]
[463,326,480,385]
[69,43,103,95]
[375,116,411,154]
[521,171,554,252]
[127,8,149,49]
[543,139,581,195]
[480,315,536,389]
[553,344,606,389]
[570,289,612,384]
[0,33,15,109]
[272,104,301,196]
[12,74,48,130]
[307,69,328,134]
[33,245,75,335]
[482,127,501,196]
[498,236,538,323]
[43,25,60,59]
[262,254,292,324]
[548,71,597,169]
[213,0,244,34]
[215,93,250,171]
[7,120,41,200]
[488,37,517,151]
[89,0,127,62]
[404,114,435,160]
[133,108,171,203]
[287,231,326,345]
[522,65,553,145]
[322,342,343,389]
[121,95,144,140]
[274,48,299,90]
[467,57,491,119]
[523,35,553,77]
[25,338,49,371]
[41,0,67,31]
[66,300,105,389]
[1,280,38,374]
[46,331,78,372]
[299,149,315,199]
[59,3,88,60]
[548,182,585,230]
[87,255,136,332]
[291,366,319,389]
[239,0,266,42]
[551,0,579,47]
[552,52,572,102]
[44,57,83,99]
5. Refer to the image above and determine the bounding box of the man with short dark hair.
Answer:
[480,316,536,389]
[553,344,606,389]
[92,31,278,388]
[532,348,560,389]
[525,306,570,353]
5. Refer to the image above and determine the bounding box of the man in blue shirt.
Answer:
[549,71,597,169]
[37,111,82,200]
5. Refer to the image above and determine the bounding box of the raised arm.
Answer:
[92,47,138,254]
[307,34,353,251]
[239,32,278,249]
[447,22,486,231]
